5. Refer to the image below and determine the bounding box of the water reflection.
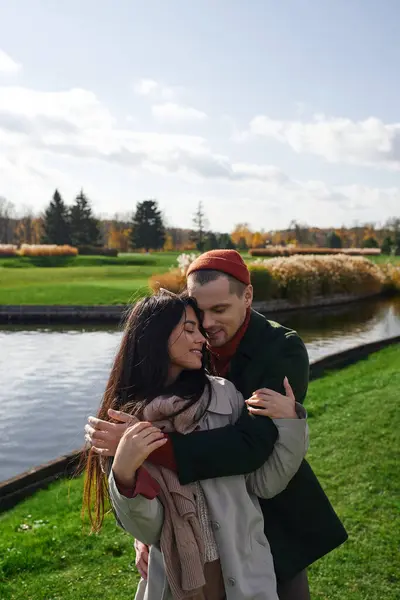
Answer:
[1,296,399,482]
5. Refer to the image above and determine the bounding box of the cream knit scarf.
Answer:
[142,389,208,600]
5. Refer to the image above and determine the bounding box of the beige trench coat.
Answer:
[109,376,308,600]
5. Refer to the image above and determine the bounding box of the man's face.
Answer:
[187,274,253,347]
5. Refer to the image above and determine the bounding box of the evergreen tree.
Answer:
[362,236,379,249]
[69,190,101,247]
[218,233,236,249]
[237,236,248,251]
[203,232,219,251]
[41,190,71,245]
[394,231,400,256]
[381,236,393,255]
[130,199,165,252]
[326,231,342,249]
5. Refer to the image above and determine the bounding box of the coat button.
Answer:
[211,521,220,531]
[227,577,236,586]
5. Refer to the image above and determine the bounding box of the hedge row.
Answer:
[76,246,118,257]
[0,244,118,258]
[149,253,400,303]
[249,246,381,257]
[0,245,18,257]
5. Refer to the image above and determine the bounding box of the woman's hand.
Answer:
[112,422,167,488]
[245,377,297,419]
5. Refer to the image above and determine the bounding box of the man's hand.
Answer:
[84,408,139,456]
[135,540,150,579]
[112,421,167,488]
[246,377,297,419]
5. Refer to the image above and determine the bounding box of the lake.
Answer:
[1,296,400,482]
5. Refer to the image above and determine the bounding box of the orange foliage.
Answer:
[148,269,186,294]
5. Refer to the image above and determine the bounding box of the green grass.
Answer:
[0,345,399,599]
[368,254,400,265]
[0,254,180,305]
[0,252,398,305]
[0,253,181,269]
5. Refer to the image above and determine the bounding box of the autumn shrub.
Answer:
[379,263,400,295]
[149,269,186,294]
[254,255,385,302]
[0,245,18,257]
[149,253,387,304]
[247,265,279,300]
[250,246,382,257]
[19,244,78,257]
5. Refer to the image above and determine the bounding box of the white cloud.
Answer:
[133,78,181,101]
[0,84,399,228]
[133,78,158,96]
[152,102,207,122]
[248,113,400,170]
[0,49,21,74]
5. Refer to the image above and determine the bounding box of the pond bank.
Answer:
[0,292,379,324]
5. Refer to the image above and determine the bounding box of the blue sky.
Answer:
[0,0,399,231]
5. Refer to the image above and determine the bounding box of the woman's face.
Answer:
[168,305,206,373]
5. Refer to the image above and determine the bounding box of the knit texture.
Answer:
[211,308,251,377]
[186,249,251,285]
[142,390,221,600]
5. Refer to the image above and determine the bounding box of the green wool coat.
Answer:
[169,309,348,582]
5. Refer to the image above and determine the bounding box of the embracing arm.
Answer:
[168,405,279,485]
[246,403,309,498]
[162,333,309,485]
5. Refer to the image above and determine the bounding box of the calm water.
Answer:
[1,297,400,482]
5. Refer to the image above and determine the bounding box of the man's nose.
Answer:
[202,312,215,330]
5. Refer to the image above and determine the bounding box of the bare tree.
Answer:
[191,201,209,251]
[0,197,16,243]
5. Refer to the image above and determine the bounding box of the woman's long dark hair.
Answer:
[83,292,212,531]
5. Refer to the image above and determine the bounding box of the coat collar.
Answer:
[230,309,267,363]
[206,377,234,415]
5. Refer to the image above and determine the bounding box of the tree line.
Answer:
[0,192,399,254]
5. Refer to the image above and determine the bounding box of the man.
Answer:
[86,250,347,600]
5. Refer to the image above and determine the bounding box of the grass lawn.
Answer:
[0,253,180,305]
[0,251,397,306]
[0,344,399,599]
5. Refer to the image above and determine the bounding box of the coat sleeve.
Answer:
[108,469,164,546]
[169,403,279,485]
[246,404,309,499]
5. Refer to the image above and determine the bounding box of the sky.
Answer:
[0,0,400,231]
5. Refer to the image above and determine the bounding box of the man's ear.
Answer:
[244,285,253,308]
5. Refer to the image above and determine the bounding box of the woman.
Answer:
[83,292,308,600]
